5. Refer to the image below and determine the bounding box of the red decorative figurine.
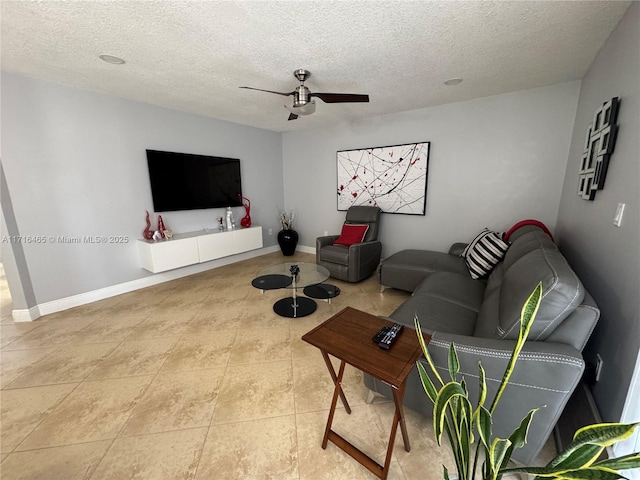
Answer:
[157,215,166,239]
[238,194,251,228]
[143,210,154,240]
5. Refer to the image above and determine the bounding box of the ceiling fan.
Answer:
[240,69,369,121]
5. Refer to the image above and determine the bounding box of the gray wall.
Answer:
[1,72,284,305]
[283,82,580,257]
[555,2,639,423]
[1,163,37,310]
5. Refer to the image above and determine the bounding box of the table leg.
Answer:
[318,372,411,480]
[321,352,351,414]
[374,380,409,479]
[392,381,411,452]
[322,358,347,449]
[291,274,298,316]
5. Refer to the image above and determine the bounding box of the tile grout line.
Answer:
[192,302,238,479]
[290,318,302,480]
[2,251,416,478]
[9,379,84,455]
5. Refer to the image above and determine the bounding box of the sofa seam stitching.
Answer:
[432,366,573,393]
[429,338,583,367]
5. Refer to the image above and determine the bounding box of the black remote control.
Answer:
[372,326,391,343]
[378,323,404,350]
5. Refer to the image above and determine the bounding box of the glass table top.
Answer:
[257,262,330,289]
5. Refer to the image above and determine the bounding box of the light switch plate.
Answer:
[614,203,625,227]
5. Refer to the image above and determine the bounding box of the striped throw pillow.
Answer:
[462,229,510,279]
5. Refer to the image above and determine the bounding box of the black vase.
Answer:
[277,229,298,256]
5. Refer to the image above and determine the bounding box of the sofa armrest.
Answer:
[316,235,339,263]
[348,241,382,282]
[448,242,468,256]
[317,235,339,249]
[425,331,584,465]
[427,332,584,391]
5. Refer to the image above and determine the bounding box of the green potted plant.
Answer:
[415,282,640,479]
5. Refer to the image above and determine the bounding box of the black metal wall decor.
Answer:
[577,97,620,200]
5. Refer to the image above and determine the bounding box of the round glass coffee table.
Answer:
[254,263,330,318]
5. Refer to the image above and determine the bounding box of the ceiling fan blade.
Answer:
[311,92,369,103]
[287,113,299,121]
[239,86,294,97]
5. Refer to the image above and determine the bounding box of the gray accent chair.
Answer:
[316,206,382,283]
[366,225,600,465]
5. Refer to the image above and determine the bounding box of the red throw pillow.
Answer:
[503,219,553,242]
[333,224,370,247]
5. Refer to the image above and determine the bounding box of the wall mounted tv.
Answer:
[146,150,243,212]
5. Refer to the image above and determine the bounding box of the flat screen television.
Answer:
[146,150,243,212]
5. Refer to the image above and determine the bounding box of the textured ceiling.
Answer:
[1,1,631,132]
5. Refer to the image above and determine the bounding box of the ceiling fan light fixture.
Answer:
[284,100,316,116]
[99,54,126,65]
[444,78,463,86]
[241,69,368,121]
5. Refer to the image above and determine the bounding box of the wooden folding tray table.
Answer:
[302,307,429,480]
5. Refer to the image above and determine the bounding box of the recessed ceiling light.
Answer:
[99,54,126,65]
[444,78,463,86]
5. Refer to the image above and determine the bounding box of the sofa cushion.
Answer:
[502,249,584,340]
[318,244,349,265]
[462,229,510,279]
[545,292,600,351]
[474,229,585,340]
[378,249,469,293]
[390,272,484,335]
[334,224,369,246]
[502,226,554,270]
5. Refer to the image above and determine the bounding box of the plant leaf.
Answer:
[510,408,538,449]
[551,423,640,468]
[500,445,640,478]
[460,376,468,396]
[573,423,639,447]
[416,361,438,403]
[477,362,487,410]
[440,419,462,476]
[592,452,640,471]
[476,405,492,449]
[560,470,625,480]
[500,408,539,471]
[459,412,471,478]
[448,342,460,381]
[505,466,625,479]
[414,315,444,386]
[489,282,542,414]
[548,444,604,471]
[489,437,512,477]
[434,382,469,444]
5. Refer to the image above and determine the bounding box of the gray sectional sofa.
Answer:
[364,225,599,465]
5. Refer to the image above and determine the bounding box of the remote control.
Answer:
[372,326,391,343]
[378,323,404,350]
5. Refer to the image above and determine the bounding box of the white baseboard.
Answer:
[12,245,280,322]
[12,306,41,323]
[297,245,315,254]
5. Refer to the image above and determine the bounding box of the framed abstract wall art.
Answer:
[336,141,430,215]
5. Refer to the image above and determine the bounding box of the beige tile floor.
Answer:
[0,253,555,479]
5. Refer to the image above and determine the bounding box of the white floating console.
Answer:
[138,225,263,273]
